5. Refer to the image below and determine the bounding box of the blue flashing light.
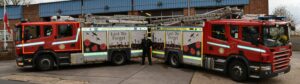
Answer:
[258,15,286,21]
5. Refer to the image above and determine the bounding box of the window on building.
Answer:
[212,24,227,40]
[24,25,41,40]
[58,24,73,38]
[230,25,239,39]
[44,25,53,37]
[242,26,259,43]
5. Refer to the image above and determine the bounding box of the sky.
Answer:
[269,0,300,29]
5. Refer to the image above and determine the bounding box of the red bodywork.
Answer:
[15,22,82,56]
[203,19,292,72]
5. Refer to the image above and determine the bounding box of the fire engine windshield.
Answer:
[263,25,290,47]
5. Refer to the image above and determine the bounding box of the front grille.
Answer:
[273,50,290,72]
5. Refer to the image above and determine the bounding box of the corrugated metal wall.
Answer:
[134,0,187,10]
[39,0,249,17]
[40,0,132,17]
[0,6,22,19]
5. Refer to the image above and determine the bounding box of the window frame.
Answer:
[211,24,227,41]
[230,25,239,39]
[24,25,41,40]
[43,25,53,37]
[57,24,73,38]
[241,26,260,43]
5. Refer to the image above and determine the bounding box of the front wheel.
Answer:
[36,55,54,71]
[228,60,248,82]
[111,52,126,65]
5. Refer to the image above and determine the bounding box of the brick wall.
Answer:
[128,11,140,15]
[23,4,42,22]
[244,0,269,15]
[184,8,196,16]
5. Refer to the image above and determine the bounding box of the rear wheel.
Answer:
[228,60,248,82]
[169,54,180,68]
[112,52,126,65]
[36,54,54,71]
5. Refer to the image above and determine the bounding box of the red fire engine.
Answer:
[15,16,148,70]
[150,9,292,81]
[15,7,292,81]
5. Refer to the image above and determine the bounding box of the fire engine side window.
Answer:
[212,24,227,40]
[58,24,73,38]
[44,25,53,37]
[242,26,259,43]
[24,26,41,40]
[230,25,239,39]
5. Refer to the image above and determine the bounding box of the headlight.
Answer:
[260,66,272,71]
[16,57,23,61]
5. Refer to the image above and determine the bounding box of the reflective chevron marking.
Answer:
[207,42,230,48]
[16,42,45,47]
[237,45,266,53]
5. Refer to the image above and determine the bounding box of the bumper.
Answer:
[16,56,33,67]
[249,64,291,79]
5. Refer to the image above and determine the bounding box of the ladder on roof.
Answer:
[74,7,243,26]
[150,6,243,26]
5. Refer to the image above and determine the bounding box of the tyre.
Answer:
[228,60,248,82]
[112,52,126,65]
[169,54,181,68]
[36,54,54,71]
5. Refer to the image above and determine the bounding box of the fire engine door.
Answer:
[206,24,231,56]
[22,25,53,54]
[52,24,81,52]
[237,26,262,61]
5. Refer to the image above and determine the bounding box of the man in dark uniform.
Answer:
[141,34,152,65]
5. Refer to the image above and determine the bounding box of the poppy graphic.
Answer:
[196,42,201,48]
[92,45,98,51]
[84,39,91,46]
[190,48,196,55]
[183,45,189,52]
[100,44,107,50]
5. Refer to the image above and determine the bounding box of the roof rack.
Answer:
[149,6,243,26]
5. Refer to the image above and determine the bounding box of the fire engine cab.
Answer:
[151,15,292,81]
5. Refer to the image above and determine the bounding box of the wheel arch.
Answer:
[33,49,58,67]
[224,54,250,74]
[108,49,130,62]
[165,49,183,64]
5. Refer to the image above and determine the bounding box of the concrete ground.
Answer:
[0,52,299,84]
